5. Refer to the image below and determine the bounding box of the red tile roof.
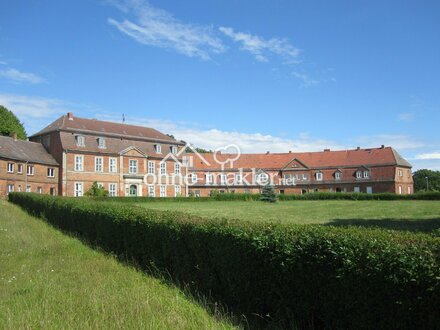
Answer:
[190,147,411,170]
[0,136,58,166]
[31,113,182,144]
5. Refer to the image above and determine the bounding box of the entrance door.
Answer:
[129,184,138,196]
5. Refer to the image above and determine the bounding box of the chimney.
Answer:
[67,112,74,120]
[266,151,270,155]
[380,145,385,149]
[289,150,292,153]
[10,132,17,141]
[324,148,330,152]
[356,147,360,150]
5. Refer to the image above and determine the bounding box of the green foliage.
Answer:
[260,185,277,203]
[9,193,440,329]
[0,105,27,139]
[84,182,109,197]
[185,146,212,153]
[413,169,440,192]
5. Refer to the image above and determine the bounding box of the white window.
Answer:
[109,158,117,173]
[95,157,103,172]
[398,169,403,177]
[366,186,373,194]
[160,185,166,197]
[17,164,23,174]
[47,168,55,177]
[171,146,178,154]
[206,173,213,184]
[220,174,227,185]
[17,185,22,192]
[160,162,166,175]
[356,171,362,179]
[26,185,31,192]
[303,173,308,180]
[76,135,85,147]
[174,163,181,175]
[315,172,323,181]
[236,174,243,184]
[27,165,35,176]
[354,187,361,193]
[398,185,403,195]
[191,173,198,183]
[148,185,155,197]
[155,144,162,153]
[74,155,84,171]
[74,182,83,197]
[408,186,411,194]
[97,137,106,149]
[174,185,181,197]
[7,163,14,173]
[148,161,155,174]
[97,182,104,188]
[256,172,269,184]
[7,184,14,193]
[109,183,117,197]
[335,172,341,180]
[363,171,369,178]
[37,187,43,194]
[129,160,138,174]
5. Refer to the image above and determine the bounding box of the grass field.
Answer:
[137,200,440,232]
[0,200,235,329]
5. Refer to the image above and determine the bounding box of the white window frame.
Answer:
[160,162,166,175]
[7,184,14,193]
[7,163,14,173]
[398,169,403,177]
[335,172,341,180]
[109,158,117,173]
[256,172,269,184]
[74,182,84,197]
[398,185,403,195]
[47,168,55,178]
[160,185,166,197]
[27,165,35,176]
[37,187,43,194]
[148,185,155,197]
[26,185,31,192]
[129,159,138,174]
[155,144,162,153]
[95,157,103,173]
[148,161,155,174]
[17,164,23,174]
[366,186,373,194]
[407,186,411,194]
[97,137,106,149]
[171,146,178,154]
[191,173,198,183]
[109,183,117,197]
[174,185,181,197]
[356,171,362,179]
[74,155,84,171]
[206,173,213,184]
[220,174,227,185]
[174,163,181,175]
[76,135,85,147]
[354,186,361,193]
[236,174,243,185]
[315,172,323,181]
[363,171,369,178]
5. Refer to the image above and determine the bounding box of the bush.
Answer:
[260,185,277,203]
[9,193,440,329]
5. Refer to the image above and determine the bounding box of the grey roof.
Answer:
[0,136,59,166]
[391,148,412,168]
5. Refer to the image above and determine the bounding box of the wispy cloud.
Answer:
[292,71,319,87]
[414,152,440,160]
[398,112,415,122]
[356,134,425,150]
[219,26,301,63]
[0,67,45,84]
[108,0,225,60]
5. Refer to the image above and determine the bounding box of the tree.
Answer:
[0,105,27,140]
[260,185,278,203]
[84,182,109,197]
[185,146,212,153]
[413,169,440,192]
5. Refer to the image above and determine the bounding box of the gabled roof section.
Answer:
[31,113,183,144]
[282,157,309,170]
[391,148,412,168]
[119,146,147,157]
[0,136,58,166]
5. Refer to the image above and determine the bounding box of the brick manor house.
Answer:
[0,112,413,198]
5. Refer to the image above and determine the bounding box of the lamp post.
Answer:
[425,176,429,191]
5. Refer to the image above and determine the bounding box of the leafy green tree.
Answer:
[84,182,109,197]
[260,185,278,203]
[0,105,27,139]
[185,146,212,153]
[413,169,440,192]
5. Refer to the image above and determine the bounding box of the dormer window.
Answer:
[363,171,370,178]
[155,144,162,153]
[315,172,323,181]
[171,146,178,154]
[335,171,342,180]
[97,137,106,149]
[356,171,362,179]
[76,135,85,147]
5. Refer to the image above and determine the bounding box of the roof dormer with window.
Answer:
[76,135,85,147]
[97,137,106,149]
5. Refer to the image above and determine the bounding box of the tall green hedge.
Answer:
[9,193,440,329]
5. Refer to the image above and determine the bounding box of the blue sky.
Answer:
[1,0,439,169]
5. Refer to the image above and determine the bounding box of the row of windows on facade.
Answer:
[73,156,182,175]
[73,182,182,197]
[75,135,178,154]
[6,184,56,195]
[5,163,55,177]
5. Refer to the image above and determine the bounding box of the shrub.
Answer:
[260,185,277,203]
[9,193,440,329]
[84,182,109,197]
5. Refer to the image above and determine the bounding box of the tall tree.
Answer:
[0,105,27,139]
[413,169,440,192]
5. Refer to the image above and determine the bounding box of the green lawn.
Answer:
[0,200,235,329]
[137,200,440,232]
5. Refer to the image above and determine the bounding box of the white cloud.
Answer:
[414,152,440,160]
[219,26,301,63]
[108,0,225,60]
[292,71,319,87]
[356,134,425,150]
[398,112,415,122]
[0,68,45,84]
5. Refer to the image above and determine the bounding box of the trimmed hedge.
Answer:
[9,193,440,329]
